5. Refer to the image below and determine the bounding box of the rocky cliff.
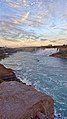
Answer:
[50,48,67,58]
[0,81,54,119]
[0,64,54,119]
[0,64,19,83]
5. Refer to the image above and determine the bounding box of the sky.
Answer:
[0,0,67,47]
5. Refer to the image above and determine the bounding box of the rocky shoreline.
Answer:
[50,47,67,59]
[50,51,67,58]
[0,64,54,119]
[0,64,20,83]
[0,47,18,61]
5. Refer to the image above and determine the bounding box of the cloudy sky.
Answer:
[0,0,67,47]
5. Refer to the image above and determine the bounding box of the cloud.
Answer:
[40,39,48,41]
[5,0,28,9]
[5,0,21,9]
[27,19,44,27]
[23,0,28,6]
[13,12,29,24]
[0,20,15,32]
[0,0,67,44]
[52,27,67,31]
[1,0,53,29]
[0,11,30,40]
[0,12,29,33]
[0,18,39,41]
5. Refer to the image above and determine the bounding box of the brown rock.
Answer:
[0,64,19,82]
[0,81,54,119]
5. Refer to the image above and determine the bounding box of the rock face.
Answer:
[0,81,54,119]
[0,64,18,82]
[0,64,54,118]
[50,47,67,58]
[50,51,67,58]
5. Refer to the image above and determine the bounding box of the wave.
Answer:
[17,76,32,86]
[35,48,58,56]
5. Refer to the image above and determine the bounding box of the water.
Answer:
[0,49,67,119]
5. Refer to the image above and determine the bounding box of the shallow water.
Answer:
[0,49,67,119]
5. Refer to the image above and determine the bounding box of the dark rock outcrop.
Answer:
[50,47,67,58]
[0,64,19,83]
[0,81,54,119]
[50,51,67,58]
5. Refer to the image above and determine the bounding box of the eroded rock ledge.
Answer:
[0,81,54,119]
[0,64,20,83]
[50,47,67,58]
[0,64,54,119]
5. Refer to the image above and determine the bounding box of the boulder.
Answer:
[0,81,54,119]
[0,64,19,82]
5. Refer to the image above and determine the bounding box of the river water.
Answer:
[0,49,67,119]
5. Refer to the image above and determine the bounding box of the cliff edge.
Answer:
[0,64,19,83]
[50,47,67,58]
[0,64,54,119]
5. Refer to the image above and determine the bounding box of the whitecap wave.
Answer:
[35,48,57,56]
[18,77,32,86]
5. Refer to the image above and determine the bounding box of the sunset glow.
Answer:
[0,0,67,47]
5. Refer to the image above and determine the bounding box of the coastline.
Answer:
[50,47,67,59]
[0,46,54,118]
[0,45,67,60]
[0,46,66,118]
[0,64,54,119]
[0,47,54,118]
[0,47,18,61]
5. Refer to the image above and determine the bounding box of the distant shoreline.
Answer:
[50,47,67,58]
[0,45,67,60]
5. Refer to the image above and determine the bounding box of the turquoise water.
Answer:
[0,49,67,119]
